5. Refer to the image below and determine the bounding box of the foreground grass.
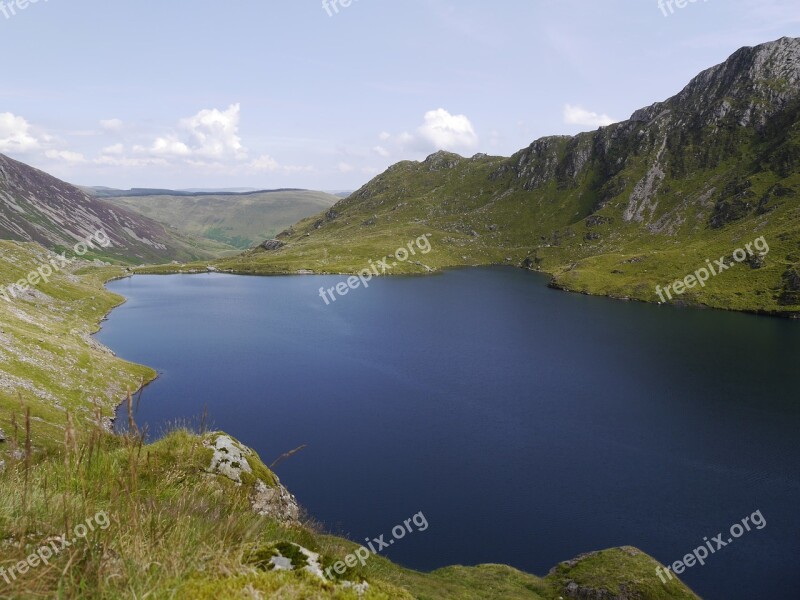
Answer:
[0,424,700,599]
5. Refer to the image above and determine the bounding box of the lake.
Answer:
[96,267,800,599]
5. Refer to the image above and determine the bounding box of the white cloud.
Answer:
[179,103,246,159]
[245,154,312,174]
[148,136,192,157]
[100,118,124,132]
[379,109,480,156]
[417,108,478,151]
[131,104,246,162]
[338,161,355,173]
[249,154,280,171]
[0,112,41,153]
[0,106,314,181]
[563,104,615,128]
[101,143,124,155]
[397,131,415,146]
[94,155,168,167]
[45,149,86,164]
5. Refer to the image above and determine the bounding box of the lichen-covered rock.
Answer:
[250,480,300,523]
[204,433,254,483]
[202,432,300,524]
[342,580,371,597]
[247,541,324,581]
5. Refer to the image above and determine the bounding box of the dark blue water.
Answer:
[96,268,800,599]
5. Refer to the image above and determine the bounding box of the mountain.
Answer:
[100,189,340,249]
[84,186,306,198]
[179,187,260,193]
[214,37,800,316]
[0,154,227,263]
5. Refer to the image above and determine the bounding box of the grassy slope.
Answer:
[0,153,233,266]
[107,190,340,250]
[0,241,155,451]
[162,142,798,317]
[0,241,701,599]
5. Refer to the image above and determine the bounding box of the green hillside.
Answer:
[177,37,800,318]
[105,190,340,250]
[0,154,229,265]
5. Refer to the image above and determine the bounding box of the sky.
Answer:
[0,0,799,191]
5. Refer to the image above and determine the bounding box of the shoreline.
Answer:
[127,261,800,320]
[92,270,160,433]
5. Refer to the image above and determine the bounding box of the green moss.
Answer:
[244,453,278,488]
[545,547,699,599]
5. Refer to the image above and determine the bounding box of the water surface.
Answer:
[96,268,800,599]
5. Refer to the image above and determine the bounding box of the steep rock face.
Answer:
[656,36,800,128]
[490,37,800,223]
[491,137,571,190]
[0,154,212,263]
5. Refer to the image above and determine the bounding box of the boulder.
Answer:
[251,479,300,523]
[261,239,285,251]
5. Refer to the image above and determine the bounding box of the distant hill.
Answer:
[179,187,259,194]
[216,37,800,317]
[83,186,307,198]
[101,189,340,249]
[0,154,226,263]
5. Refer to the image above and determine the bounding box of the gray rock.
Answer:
[205,434,254,483]
[251,479,300,524]
[203,433,300,524]
[261,239,285,251]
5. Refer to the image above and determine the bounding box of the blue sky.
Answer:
[0,0,798,190]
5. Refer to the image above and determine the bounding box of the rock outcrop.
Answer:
[260,239,285,251]
[202,432,300,524]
